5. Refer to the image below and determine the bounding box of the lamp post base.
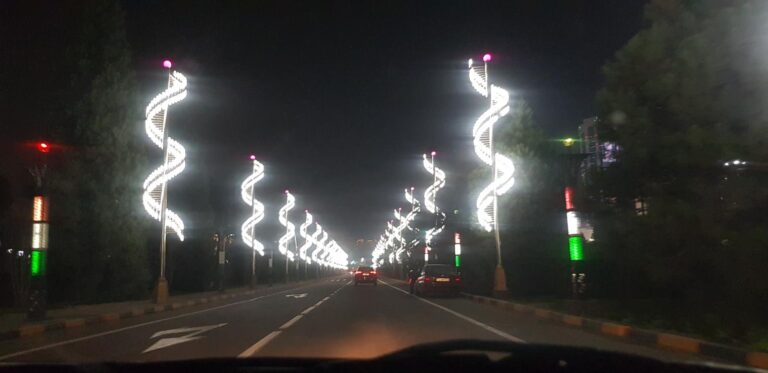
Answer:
[153,278,169,304]
[492,265,508,298]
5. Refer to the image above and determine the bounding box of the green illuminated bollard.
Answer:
[28,195,49,319]
[568,236,584,261]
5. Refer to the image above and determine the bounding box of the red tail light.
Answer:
[370,271,377,275]
[454,276,462,283]
[355,271,362,274]
[424,276,432,283]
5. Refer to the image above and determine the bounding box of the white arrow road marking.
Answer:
[143,323,227,353]
[284,293,307,298]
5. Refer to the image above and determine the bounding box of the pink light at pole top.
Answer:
[249,154,256,160]
[482,53,492,62]
[431,151,437,156]
[162,60,172,69]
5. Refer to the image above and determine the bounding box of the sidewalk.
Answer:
[0,280,313,340]
[381,276,768,369]
[457,292,768,369]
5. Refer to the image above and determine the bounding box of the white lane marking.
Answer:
[237,331,281,358]
[236,281,348,358]
[143,323,227,353]
[279,314,303,330]
[380,280,526,343]
[285,293,308,298]
[0,283,323,361]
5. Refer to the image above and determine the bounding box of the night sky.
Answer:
[3,1,647,258]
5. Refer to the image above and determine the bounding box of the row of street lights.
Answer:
[146,60,348,304]
[372,54,514,295]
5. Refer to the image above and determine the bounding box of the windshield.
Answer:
[1,0,767,370]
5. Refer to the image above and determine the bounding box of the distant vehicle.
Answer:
[353,266,377,286]
[415,264,461,297]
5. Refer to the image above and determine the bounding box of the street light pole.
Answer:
[155,67,173,303]
[485,54,508,295]
[250,180,257,288]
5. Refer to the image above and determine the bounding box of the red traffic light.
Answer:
[37,142,50,153]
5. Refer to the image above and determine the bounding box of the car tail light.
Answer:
[454,276,461,283]
[424,276,432,283]
[370,271,377,275]
[355,271,362,274]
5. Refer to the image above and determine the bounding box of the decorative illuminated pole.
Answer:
[469,53,514,296]
[241,155,265,288]
[298,211,314,280]
[144,59,188,303]
[27,142,50,319]
[454,232,462,271]
[278,190,295,282]
[404,187,421,266]
[423,151,446,263]
[561,138,587,297]
[312,230,328,277]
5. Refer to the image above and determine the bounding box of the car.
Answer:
[415,264,461,297]
[353,266,377,286]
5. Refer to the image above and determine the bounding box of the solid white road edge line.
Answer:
[380,280,526,343]
[237,331,282,358]
[0,281,339,361]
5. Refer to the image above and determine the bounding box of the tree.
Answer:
[46,0,150,302]
[592,0,768,309]
[465,100,566,295]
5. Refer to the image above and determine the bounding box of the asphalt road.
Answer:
[0,276,715,365]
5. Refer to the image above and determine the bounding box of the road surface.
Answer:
[0,276,715,364]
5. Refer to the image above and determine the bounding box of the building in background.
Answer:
[578,117,600,181]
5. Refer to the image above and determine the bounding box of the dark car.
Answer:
[415,264,461,297]
[353,266,377,286]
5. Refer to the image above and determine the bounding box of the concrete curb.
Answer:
[1,282,311,343]
[460,293,768,369]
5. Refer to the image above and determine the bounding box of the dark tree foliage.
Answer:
[592,0,768,313]
[44,0,151,303]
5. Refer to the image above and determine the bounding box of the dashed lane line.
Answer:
[237,282,348,358]
[237,331,281,358]
[379,280,526,343]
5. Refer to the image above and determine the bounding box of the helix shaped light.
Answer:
[278,190,296,260]
[143,70,188,241]
[298,211,314,261]
[423,154,446,245]
[468,59,514,232]
[311,230,328,263]
[240,159,265,256]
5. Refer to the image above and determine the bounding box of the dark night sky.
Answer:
[3,1,647,259]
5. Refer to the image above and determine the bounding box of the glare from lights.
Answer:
[468,58,514,232]
[37,142,50,153]
[483,53,492,62]
[240,159,265,256]
[298,211,315,261]
[278,190,296,258]
[142,69,188,241]
[162,60,172,69]
[423,153,446,246]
